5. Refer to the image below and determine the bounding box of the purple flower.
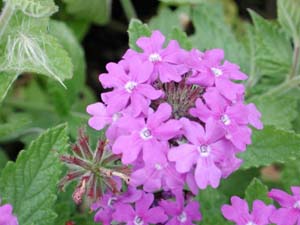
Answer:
[100,57,163,117]
[188,48,247,101]
[268,186,300,225]
[130,153,184,192]
[221,196,275,225]
[160,191,202,225]
[189,88,262,151]
[128,30,187,83]
[112,192,168,225]
[113,103,181,164]
[0,203,19,225]
[168,117,226,189]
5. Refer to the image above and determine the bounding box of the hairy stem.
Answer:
[0,1,14,40]
[120,0,137,22]
[289,42,300,80]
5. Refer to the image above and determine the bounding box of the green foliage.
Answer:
[128,19,151,51]
[159,0,204,4]
[249,10,293,78]
[0,124,69,225]
[0,72,18,102]
[250,89,300,130]
[281,160,300,189]
[0,0,73,102]
[245,178,273,206]
[0,148,9,171]
[197,187,231,225]
[191,3,247,70]
[277,0,300,42]
[62,0,112,25]
[239,126,300,169]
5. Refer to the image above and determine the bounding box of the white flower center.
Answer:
[177,212,187,223]
[211,67,223,77]
[155,163,163,170]
[197,145,211,157]
[246,222,257,225]
[134,216,144,225]
[112,112,121,122]
[140,128,152,140]
[125,81,137,93]
[149,53,162,62]
[294,200,300,209]
[221,114,231,125]
[107,197,117,208]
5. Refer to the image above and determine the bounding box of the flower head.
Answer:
[59,128,130,204]
[0,203,19,225]
[221,196,275,225]
[268,186,300,225]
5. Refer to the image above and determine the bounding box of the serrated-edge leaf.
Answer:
[0,124,69,225]
[249,10,293,77]
[239,126,300,169]
[128,19,151,51]
[245,178,273,206]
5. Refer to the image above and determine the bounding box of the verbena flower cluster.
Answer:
[86,30,263,224]
[222,186,300,225]
[0,201,19,225]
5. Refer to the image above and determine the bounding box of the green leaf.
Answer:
[219,168,260,197]
[128,19,151,51]
[245,178,273,206]
[191,3,247,70]
[0,2,73,90]
[62,0,112,25]
[0,14,73,83]
[168,28,192,50]
[0,124,69,225]
[0,148,9,171]
[281,159,300,189]
[0,72,18,103]
[249,10,293,78]
[239,126,300,169]
[197,187,231,225]
[0,113,32,141]
[8,0,58,18]
[47,20,86,116]
[159,0,204,5]
[277,0,300,42]
[250,89,299,130]
[149,6,189,36]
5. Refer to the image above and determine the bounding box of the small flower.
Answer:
[168,117,226,189]
[268,186,300,225]
[112,103,181,164]
[59,128,130,204]
[0,202,19,225]
[160,191,202,225]
[128,30,188,83]
[221,196,275,225]
[112,192,168,225]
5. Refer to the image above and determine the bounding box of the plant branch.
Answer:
[120,0,137,22]
[289,41,300,80]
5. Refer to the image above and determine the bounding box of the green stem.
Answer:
[0,1,14,40]
[289,41,300,80]
[260,76,300,98]
[120,0,137,22]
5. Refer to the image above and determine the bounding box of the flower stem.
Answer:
[120,0,137,22]
[289,41,300,80]
[0,1,14,40]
